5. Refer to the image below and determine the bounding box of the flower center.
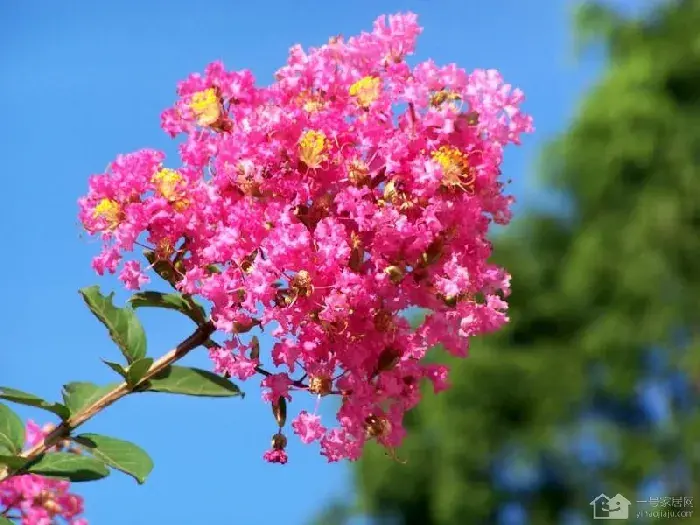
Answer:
[431,146,476,194]
[299,130,328,169]
[152,168,189,210]
[189,88,221,126]
[349,76,381,108]
[92,198,121,229]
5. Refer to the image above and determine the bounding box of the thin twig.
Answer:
[0,322,216,483]
[203,337,309,389]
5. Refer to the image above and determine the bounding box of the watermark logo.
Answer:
[590,493,631,520]
[636,496,694,520]
[590,493,694,520]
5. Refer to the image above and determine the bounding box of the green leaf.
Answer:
[62,382,118,416]
[143,251,179,286]
[0,516,14,525]
[0,403,25,454]
[147,366,243,397]
[79,285,147,362]
[129,291,207,324]
[102,360,127,378]
[0,387,69,419]
[0,454,27,469]
[73,433,154,484]
[126,357,154,387]
[27,452,110,482]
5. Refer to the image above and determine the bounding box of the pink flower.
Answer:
[119,260,149,290]
[24,420,45,448]
[263,449,288,464]
[0,424,88,524]
[292,411,326,444]
[78,11,533,463]
[261,373,293,402]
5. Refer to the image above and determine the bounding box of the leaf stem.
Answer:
[0,322,215,483]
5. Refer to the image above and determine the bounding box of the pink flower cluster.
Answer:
[0,422,87,524]
[78,13,532,463]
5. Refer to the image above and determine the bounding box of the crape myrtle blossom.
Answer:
[0,422,87,524]
[78,12,533,463]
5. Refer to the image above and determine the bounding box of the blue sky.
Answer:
[0,1,639,524]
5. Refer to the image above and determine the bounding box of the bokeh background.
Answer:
[2,0,697,524]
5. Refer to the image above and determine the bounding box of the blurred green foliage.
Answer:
[313,1,700,523]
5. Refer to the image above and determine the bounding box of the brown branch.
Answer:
[0,322,216,483]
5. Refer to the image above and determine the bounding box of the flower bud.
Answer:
[272,432,288,450]
[440,294,459,308]
[308,374,332,396]
[421,237,444,266]
[274,290,293,307]
[233,317,258,334]
[348,159,370,187]
[349,231,364,272]
[291,270,313,297]
[272,397,287,428]
[376,346,401,372]
[250,335,260,360]
[365,414,391,439]
[384,265,405,285]
[294,204,312,229]
[240,250,257,273]
[206,264,221,275]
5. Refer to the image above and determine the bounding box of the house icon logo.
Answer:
[590,493,631,519]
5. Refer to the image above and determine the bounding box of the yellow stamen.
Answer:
[431,146,476,194]
[299,130,328,169]
[189,88,220,126]
[156,238,175,259]
[92,198,121,229]
[349,76,381,108]
[152,168,182,200]
[152,168,189,211]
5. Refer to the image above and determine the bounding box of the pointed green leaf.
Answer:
[147,366,243,397]
[73,433,153,484]
[0,403,25,454]
[27,452,109,482]
[0,387,69,420]
[62,382,118,416]
[129,291,207,324]
[0,454,27,469]
[102,360,127,378]
[0,515,14,525]
[126,358,154,387]
[79,285,147,362]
